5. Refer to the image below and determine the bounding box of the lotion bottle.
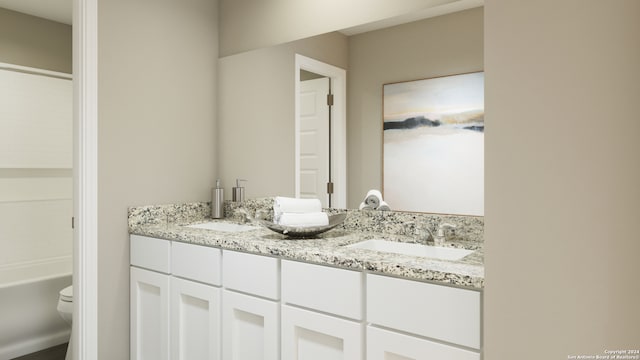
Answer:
[212,179,224,219]
[232,179,247,202]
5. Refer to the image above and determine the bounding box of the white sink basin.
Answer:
[186,222,259,232]
[347,239,473,261]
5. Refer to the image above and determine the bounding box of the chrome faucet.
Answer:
[234,208,254,223]
[433,223,457,246]
[405,221,434,244]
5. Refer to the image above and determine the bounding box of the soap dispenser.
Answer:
[232,179,247,202]
[212,179,224,219]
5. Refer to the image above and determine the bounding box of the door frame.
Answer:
[294,54,347,208]
[73,0,98,358]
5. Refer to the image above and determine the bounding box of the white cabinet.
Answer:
[223,250,279,300]
[367,274,481,359]
[222,290,279,360]
[130,267,170,360]
[222,250,280,360]
[367,274,481,350]
[367,326,480,360]
[281,260,363,320]
[170,277,221,360]
[281,260,364,360]
[131,235,482,360]
[130,236,222,360]
[281,305,363,360]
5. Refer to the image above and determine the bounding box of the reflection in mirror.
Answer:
[345,7,483,214]
[218,7,483,215]
[294,54,347,209]
[298,70,330,206]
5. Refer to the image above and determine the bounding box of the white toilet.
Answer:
[57,285,73,360]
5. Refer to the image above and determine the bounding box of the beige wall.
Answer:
[217,32,348,200]
[97,0,218,357]
[484,1,640,358]
[0,7,71,73]
[347,8,483,208]
[219,0,466,56]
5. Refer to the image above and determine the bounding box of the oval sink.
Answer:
[186,222,259,232]
[347,239,473,261]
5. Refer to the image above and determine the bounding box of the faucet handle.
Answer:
[437,222,457,233]
[434,223,456,246]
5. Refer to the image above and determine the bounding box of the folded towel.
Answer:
[274,196,322,223]
[278,212,329,227]
[364,189,383,209]
[377,201,391,211]
[359,202,374,210]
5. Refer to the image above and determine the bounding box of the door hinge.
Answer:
[72,216,75,229]
[327,94,334,106]
[327,182,334,194]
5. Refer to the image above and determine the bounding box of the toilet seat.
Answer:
[59,285,73,302]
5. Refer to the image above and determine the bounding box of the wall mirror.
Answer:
[218,5,484,215]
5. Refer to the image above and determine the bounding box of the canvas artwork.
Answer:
[383,72,484,215]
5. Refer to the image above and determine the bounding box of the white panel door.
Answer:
[222,290,279,360]
[170,277,221,360]
[299,77,330,207]
[130,267,170,360]
[367,326,480,360]
[282,305,362,360]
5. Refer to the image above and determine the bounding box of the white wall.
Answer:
[97,0,218,357]
[484,1,640,358]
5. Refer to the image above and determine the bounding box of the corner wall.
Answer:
[0,7,71,73]
[97,0,218,357]
[484,1,640,358]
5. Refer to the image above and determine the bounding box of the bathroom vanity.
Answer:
[128,201,484,360]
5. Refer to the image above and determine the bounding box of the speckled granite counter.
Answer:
[128,200,484,289]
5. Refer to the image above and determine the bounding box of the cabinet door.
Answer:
[367,326,480,360]
[170,277,221,360]
[281,305,362,360]
[222,290,279,360]
[131,267,170,360]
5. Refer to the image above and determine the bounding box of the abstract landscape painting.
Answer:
[383,72,484,215]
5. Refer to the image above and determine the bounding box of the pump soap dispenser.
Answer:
[212,179,224,219]
[232,179,247,202]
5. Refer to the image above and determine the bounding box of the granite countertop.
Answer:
[129,215,484,290]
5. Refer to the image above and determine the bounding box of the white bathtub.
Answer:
[0,256,72,359]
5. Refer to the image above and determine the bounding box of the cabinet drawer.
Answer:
[282,260,363,320]
[367,274,481,349]
[172,241,221,286]
[367,326,480,360]
[130,235,170,273]
[223,250,279,300]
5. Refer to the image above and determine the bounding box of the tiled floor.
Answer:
[12,343,68,360]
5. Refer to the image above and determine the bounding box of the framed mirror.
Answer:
[383,72,484,215]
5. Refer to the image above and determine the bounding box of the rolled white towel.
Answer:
[274,196,322,222]
[364,189,383,209]
[359,202,374,210]
[278,212,329,227]
[377,201,391,211]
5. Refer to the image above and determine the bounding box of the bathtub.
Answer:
[0,256,72,359]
